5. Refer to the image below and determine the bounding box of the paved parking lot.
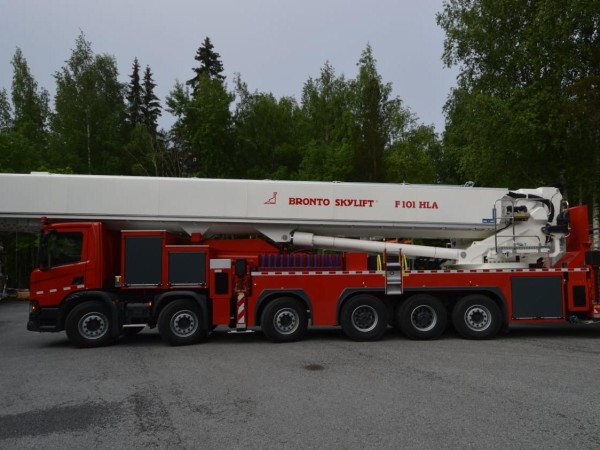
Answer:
[1,299,600,449]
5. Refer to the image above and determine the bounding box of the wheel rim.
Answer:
[410,305,437,332]
[170,310,198,337]
[464,305,491,332]
[351,305,378,332]
[273,308,299,335]
[78,312,108,340]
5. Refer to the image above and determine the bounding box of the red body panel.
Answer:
[28,205,600,335]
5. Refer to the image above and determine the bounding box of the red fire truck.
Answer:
[0,173,597,347]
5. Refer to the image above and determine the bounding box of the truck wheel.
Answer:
[158,299,207,346]
[340,295,388,341]
[397,294,447,340]
[452,294,502,340]
[65,301,114,348]
[261,297,307,343]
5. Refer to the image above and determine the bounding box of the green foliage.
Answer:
[438,0,600,201]
[142,65,161,133]
[351,45,396,182]
[167,40,234,178]
[126,57,143,126]
[1,34,441,184]
[233,76,302,179]
[385,124,441,184]
[298,62,356,181]
[0,89,12,130]
[187,74,235,177]
[298,48,440,183]
[0,130,41,172]
[50,33,127,174]
[0,48,50,173]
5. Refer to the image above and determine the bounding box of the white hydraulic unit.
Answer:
[0,173,568,268]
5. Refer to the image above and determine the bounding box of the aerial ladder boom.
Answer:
[0,173,567,268]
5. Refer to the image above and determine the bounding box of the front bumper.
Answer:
[27,306,62,332]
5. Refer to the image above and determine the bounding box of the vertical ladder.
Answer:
[385,250,403,295]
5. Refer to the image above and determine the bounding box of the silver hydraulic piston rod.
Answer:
[292,231,462,260]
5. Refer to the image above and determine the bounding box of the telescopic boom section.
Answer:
[0,173,506,237]
[0,173,566,267]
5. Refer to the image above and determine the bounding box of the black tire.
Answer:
[122,326,145,337]
[397,294,447,340]
[452,294,502,340]
[261,297,308,343]
[65,301,115,348]
[158,299,207,346]
[340,295,388,341]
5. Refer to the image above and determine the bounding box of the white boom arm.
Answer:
[0,173,566,268]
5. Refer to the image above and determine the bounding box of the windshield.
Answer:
[40,231,83,269]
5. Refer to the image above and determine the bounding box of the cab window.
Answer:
[45,232,83,267]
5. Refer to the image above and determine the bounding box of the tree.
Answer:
[437,0,600,199]
[298,62,357,181]
[165,80,194,175]
[0,49,48,173]
[186,74,234,177]
[167,39,233,178]
[233,76,302,179]
[123,63,165,176]
[50,32,127,174]
[297,50,439,184]
[125,57,143,126]
[350,44,395,182]
[141,65,161,133]
[187,37,225,93]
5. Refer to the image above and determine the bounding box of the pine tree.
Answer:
[187,37,225,92]
[141,65,161,133]
[126,57,143,126]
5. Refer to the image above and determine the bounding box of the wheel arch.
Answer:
[336,288,386,326]
[60,290,119,337]
[254,289,312,326]
[153,290,210,329]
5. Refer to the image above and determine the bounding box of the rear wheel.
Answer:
[261,297,308,343]
[65,301,114,348]
[452,294,502,340]
[340,295,388,341]
[397,294,447,340]
[158,299,207,346]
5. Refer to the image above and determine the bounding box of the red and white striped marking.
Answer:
[236,291,247,330]
[34,284,86,296]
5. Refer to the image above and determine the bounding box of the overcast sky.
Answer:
[0,0,457,132]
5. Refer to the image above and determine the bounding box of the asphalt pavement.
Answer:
[1,299,600,449]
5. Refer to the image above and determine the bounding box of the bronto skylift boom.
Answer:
[0,173,567,268]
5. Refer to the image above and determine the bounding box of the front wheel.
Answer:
[397,294,447,340]
[158,299,207,346]
[65,301,115,348]
[452,294,502,340]
[340,295,388,341]
[261,297,308,343]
